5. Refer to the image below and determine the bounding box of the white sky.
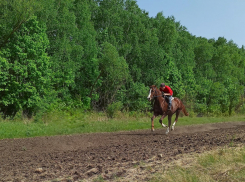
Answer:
[136,0,245,48]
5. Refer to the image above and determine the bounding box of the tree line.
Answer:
[0,0,244,117]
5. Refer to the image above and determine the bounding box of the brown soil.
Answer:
[0,121,245,182]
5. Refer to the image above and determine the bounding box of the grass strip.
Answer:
[0,111,244,140]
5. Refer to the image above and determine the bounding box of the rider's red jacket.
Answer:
[160,86,173,96]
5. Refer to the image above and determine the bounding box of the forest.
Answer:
[0,0,244,118]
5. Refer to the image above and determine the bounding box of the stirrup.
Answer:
[168,105,171,110]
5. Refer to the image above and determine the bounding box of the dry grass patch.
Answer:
[150,144,245,182]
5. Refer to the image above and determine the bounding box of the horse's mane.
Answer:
[151,85,162,94]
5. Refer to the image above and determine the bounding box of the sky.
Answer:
[136,0,245,48]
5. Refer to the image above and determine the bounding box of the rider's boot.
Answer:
[168,103,171,110]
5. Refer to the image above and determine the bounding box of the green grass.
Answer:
[149,145,245,182]
[0,110,244,140]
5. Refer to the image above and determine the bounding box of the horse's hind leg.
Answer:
[159,114,167,127]
[172,110,180,131]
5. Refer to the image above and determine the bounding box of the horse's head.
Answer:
[147,85,158,101]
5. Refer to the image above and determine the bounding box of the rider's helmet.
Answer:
[160,83,165,87]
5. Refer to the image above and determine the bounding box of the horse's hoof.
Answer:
[151,129,155,132]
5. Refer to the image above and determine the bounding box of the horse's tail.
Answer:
[181,105,189,116]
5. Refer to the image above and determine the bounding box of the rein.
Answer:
[154,95,163,98]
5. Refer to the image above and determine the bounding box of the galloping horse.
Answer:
[147,85,189,134]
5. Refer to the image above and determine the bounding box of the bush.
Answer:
[106,101,123,118]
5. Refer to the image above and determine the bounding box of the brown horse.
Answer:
[147,85,189,134]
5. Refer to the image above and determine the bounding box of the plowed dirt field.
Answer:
[0,121,245,182]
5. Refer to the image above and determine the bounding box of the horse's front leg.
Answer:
[159,114,167,127]
[151,115,156,132]
[166,115,172,134]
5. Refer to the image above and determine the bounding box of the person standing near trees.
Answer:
[160,83,173,110]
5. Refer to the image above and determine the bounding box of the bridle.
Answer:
[151,87,163,98]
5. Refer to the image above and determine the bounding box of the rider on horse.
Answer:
[159,83,173,110]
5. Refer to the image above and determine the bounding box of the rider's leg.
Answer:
[168,96,172,110]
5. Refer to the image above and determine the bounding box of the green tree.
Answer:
[44,0,77,102]
[92,42,129,109]
[71,0,99,107]
[0,17,51,116]
[154,14,178,55]
[0,0,42,50]
[194,37,216,80]
[39,0,100,109]
[173,25,196,99]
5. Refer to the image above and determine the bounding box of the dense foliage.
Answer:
[0,0,244,117]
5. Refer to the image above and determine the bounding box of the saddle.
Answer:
[164,96,174,101]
